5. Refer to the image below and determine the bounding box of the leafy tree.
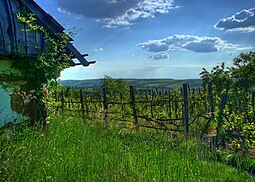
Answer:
[231,51,255,91]
[100,75,128,100]
[200,51,255,93]
[200,62,232,96]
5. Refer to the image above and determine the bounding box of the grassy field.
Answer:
[0,116,254,181]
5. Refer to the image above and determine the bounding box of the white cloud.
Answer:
[138,40,169,52]
[57,0,177,28]
[149,52,169,60]
[93,48,104,52]
[214,7,255,32]
[138,34,248,56]
[57,7,71,15]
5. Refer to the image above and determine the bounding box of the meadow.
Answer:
[0,116,254,181]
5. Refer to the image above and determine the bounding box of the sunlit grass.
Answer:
[0,116,254,181]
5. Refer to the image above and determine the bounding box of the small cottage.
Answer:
[0,0,95,127]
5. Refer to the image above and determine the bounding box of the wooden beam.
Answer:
[67,43,95,66]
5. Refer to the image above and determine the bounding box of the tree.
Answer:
[200,51,255,93]
[231,51,255,91]
[100,75,128,100]
[200,62,232,96]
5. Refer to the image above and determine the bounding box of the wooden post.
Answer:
[61,90,64,115]
[203,84,206,93]
[216,93,228,148]
[151,91,155,118]
[103,88,108,125]
[252,88,255,113]
[120,92,124,118]
[71,99,74,109]
[183,84,189,138]
[145,92,148,110]
[68,98,71,109]
[55,91,59,112]
[168,91,172,118]
[130,86,139,130]
[167,91,170,113]
[174,98,178,119]
[208,82,214,120]
[80,89,85,117]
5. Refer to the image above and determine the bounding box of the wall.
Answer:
[0,58,29,128]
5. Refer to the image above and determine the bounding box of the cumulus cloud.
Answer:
[139,40,169,52]
[214,7,255,32]
[138,34,246,56]
[149,52,169,60]
[57,0,177,28]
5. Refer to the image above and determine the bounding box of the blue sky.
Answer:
[34,0,255,80]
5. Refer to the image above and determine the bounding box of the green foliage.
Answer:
[200,62,232,96]
[100,75,129,100]
[231,51,255,90]
[200,52,255,151]
[14,12,72,100]
[60,78,203,91]
[200,51,255,93]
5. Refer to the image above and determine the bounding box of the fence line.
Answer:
[50,82,255,148]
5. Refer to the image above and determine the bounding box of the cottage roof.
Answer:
[0,0,95,66]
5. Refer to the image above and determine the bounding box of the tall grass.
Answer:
[0,116,254,181]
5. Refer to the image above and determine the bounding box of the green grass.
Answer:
[0,117,254,181]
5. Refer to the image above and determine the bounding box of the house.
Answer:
[0,0,95,127]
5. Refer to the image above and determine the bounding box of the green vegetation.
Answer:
[60,78,203,92]
[0,116,254,181]
[200,51,255,152]
[15,13,71,94]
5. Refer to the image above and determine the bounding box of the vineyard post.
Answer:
[167,91,170,114]
[252,88,255,113]
[145,92,148,110]
[79,89,85,117]
[174,97,178,119]
[61,90,64,115]
[120,92,124,118]
[208,82,215,120]
[203,84,206,93]
[130,86,139,131]
[216,93,228,148]
[183,84,189,138]
[203,84,207,111]
[151,91,155,118]
[103,88,108,125]
[55,91,59,112]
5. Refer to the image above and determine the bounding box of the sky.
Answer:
[34,0,255,80]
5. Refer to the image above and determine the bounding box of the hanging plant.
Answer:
[14,12,72,101]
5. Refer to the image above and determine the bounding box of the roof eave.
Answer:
[20,0,96,67]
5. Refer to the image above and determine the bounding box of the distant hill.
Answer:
[60,79,203,91]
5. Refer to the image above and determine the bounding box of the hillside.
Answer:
[60,78,203,91]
